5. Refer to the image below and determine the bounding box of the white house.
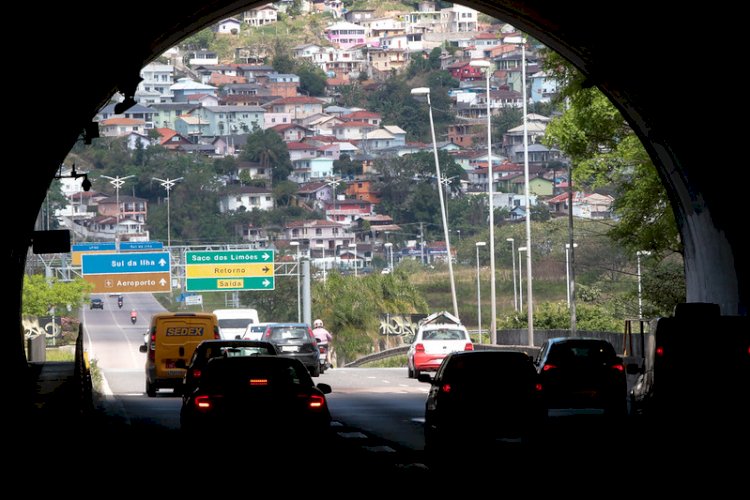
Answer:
[99,118,146,137]
[243,4,278,26]
[195,105,265,135]
[136,62,174,103]
[170,78,218,102]
[290,157,334,183]
[218,186,275,213]
[215,18,241,34]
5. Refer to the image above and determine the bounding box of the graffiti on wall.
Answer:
[23,316,61,339]
[378,314,427,341]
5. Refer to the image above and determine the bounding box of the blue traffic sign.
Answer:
[72,242,116,252]
[82,252,171,275]
[120,241,164,251]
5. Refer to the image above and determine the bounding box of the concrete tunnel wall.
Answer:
[7,1,747,411]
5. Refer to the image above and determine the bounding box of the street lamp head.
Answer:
[384,242,393,248]
[476,241,487,247]
[637,250,652,257]
[565,243,579,249]
[469,59,490,68]
[410,87,430,96]
[506,237,514,242]
[519,246,528,252]
[504,36,526,45]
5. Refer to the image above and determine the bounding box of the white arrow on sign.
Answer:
[159,279,167,286]
[262,252,271,261]
[159,258,167,267]
[262,279,271,287]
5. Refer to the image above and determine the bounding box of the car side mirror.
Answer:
[139,344,147,353]
[626,363,642,375]
[316,383,332,394]
[417,373,433,384]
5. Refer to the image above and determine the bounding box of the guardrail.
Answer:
[73,324,94,417]
[344,343,542,367]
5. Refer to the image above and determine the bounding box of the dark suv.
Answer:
[535,337,627,416]
[419,350,544,451]
[90,298,104,310]
[261,323,321,377]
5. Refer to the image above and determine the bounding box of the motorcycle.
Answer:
[130,313,137,324]
[317,342,329,374]
[117,296,123,309]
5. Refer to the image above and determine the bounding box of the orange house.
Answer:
[345,179,380,204]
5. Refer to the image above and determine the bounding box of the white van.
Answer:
[212,308,260,340]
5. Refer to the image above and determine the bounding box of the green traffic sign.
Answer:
[185,277,275,292]
[186,250,274,264]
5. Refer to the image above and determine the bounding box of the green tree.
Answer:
[23,275,92,317]
[242,128,293,182]
[272,40,295,74]
[541,51,680,257]
[296,62,328,96]
[333,154,359,177]
[312,271,428,364]
[273,180,299,207]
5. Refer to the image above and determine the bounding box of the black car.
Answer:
[89,298,104,310]
[419,350,544,452]
[180,356,332,437]
[260,322,321,377]
[182,339,279,399]
[535,337,627,416]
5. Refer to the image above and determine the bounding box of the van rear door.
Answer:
[155,316,216,379]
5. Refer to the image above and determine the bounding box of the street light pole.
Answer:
[637,250,651,320]
[152,177,184,248]
[101,175,134,248]
[349,243,357,276]
[506,35,534,346]
[318,244,327,282]
[518,247,525,311]
[411,87,459,320]
[470,59,498,343]
[290,241,301,322]
[475,241,486,344]
[384,242,393,272]
[565,243,578,307]
[507,237,517,311]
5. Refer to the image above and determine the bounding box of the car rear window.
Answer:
[201,345,275,360]
[548,341,617,365]
[202,358,313,390]
[219,318,253,329]
[269,326,309,341]
[422,328,467,341]
[444,353,535,384]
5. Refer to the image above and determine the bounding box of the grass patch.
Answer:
[361,354,407,368]
[45,347,75,362]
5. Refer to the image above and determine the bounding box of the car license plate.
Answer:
[281,346,299,353]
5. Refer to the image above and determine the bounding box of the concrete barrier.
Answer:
[27,334,46,363]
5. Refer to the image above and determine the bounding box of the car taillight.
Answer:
[264,327,271,339]
[148,329,156,361]
[308,327,316,340]
[192,369,201,379]
[213,326,220,339]
[542,363,557,371]
[441,383,451,393]
[308,394,326,409]
[415,343,425,352]
[611,363,624,372]
[464,343,474,351]
[655,346,665,357]
[535,383,543,392]
[248,378,268,386]
[194,395,211,410]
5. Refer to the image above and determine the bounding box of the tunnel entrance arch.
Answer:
[10,1,746,411]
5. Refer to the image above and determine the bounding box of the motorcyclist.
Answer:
[117,295,123,308]
[130,309,138,323]
[312,319,333,369]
